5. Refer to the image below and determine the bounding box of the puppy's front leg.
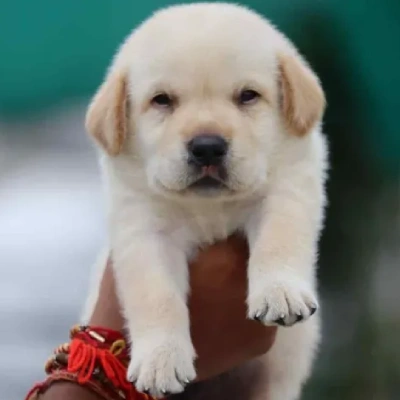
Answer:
[245,145,326,400]
[246,145,325,326]
[113,231,195,397]
[246,198,320,327]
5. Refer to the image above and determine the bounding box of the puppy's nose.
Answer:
[187,134,228,166]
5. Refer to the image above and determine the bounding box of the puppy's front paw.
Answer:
[127,334,196,398]
[247,273,318,327]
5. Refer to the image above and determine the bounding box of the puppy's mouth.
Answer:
[189,165,227,191]
[190,175,224,189]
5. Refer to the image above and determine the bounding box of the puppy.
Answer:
[84,3,328,399]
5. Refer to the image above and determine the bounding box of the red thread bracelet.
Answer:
[25,325,159,400]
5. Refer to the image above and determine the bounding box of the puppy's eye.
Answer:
[238,89,260,105]
[151,93,173,108]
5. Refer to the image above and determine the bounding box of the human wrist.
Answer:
[25,325,145,400]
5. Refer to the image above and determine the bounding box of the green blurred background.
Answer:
[0,1,399,399]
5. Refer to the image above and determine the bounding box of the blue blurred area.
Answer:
[0,1,399,399]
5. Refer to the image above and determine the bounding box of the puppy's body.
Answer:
[84,3,328,399]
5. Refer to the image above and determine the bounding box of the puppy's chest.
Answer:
[169,202,256,247]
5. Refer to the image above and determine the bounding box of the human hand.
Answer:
[41,235,276,399]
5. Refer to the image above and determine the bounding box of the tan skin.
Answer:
[41,235,277,399]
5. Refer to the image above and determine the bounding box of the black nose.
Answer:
[187,134,228,167]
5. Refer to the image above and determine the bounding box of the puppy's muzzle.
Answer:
[187,134,228,190]
[187,134,228,167]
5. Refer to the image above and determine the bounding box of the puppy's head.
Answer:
[86,3,325,200]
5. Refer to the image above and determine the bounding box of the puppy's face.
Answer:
[86,5,325,200]
[131,36,281,199]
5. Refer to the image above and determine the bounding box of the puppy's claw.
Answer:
[310,305,318,316]
[127,376,136,385]
[274,315,286,326]
[296,313,304,322]
[252,311,262,321]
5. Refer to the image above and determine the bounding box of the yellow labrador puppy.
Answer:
[85,3,327,399]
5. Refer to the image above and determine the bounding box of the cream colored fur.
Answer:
[83,3,328,399]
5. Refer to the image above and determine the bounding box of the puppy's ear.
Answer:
[278,53,325,136]
[85,71,128,155]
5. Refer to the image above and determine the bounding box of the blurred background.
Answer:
[0,1,399,399]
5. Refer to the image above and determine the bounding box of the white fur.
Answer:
[84,3,328,399]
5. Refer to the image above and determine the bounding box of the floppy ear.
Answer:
[278,53,326,136]
[85,71,128,156]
